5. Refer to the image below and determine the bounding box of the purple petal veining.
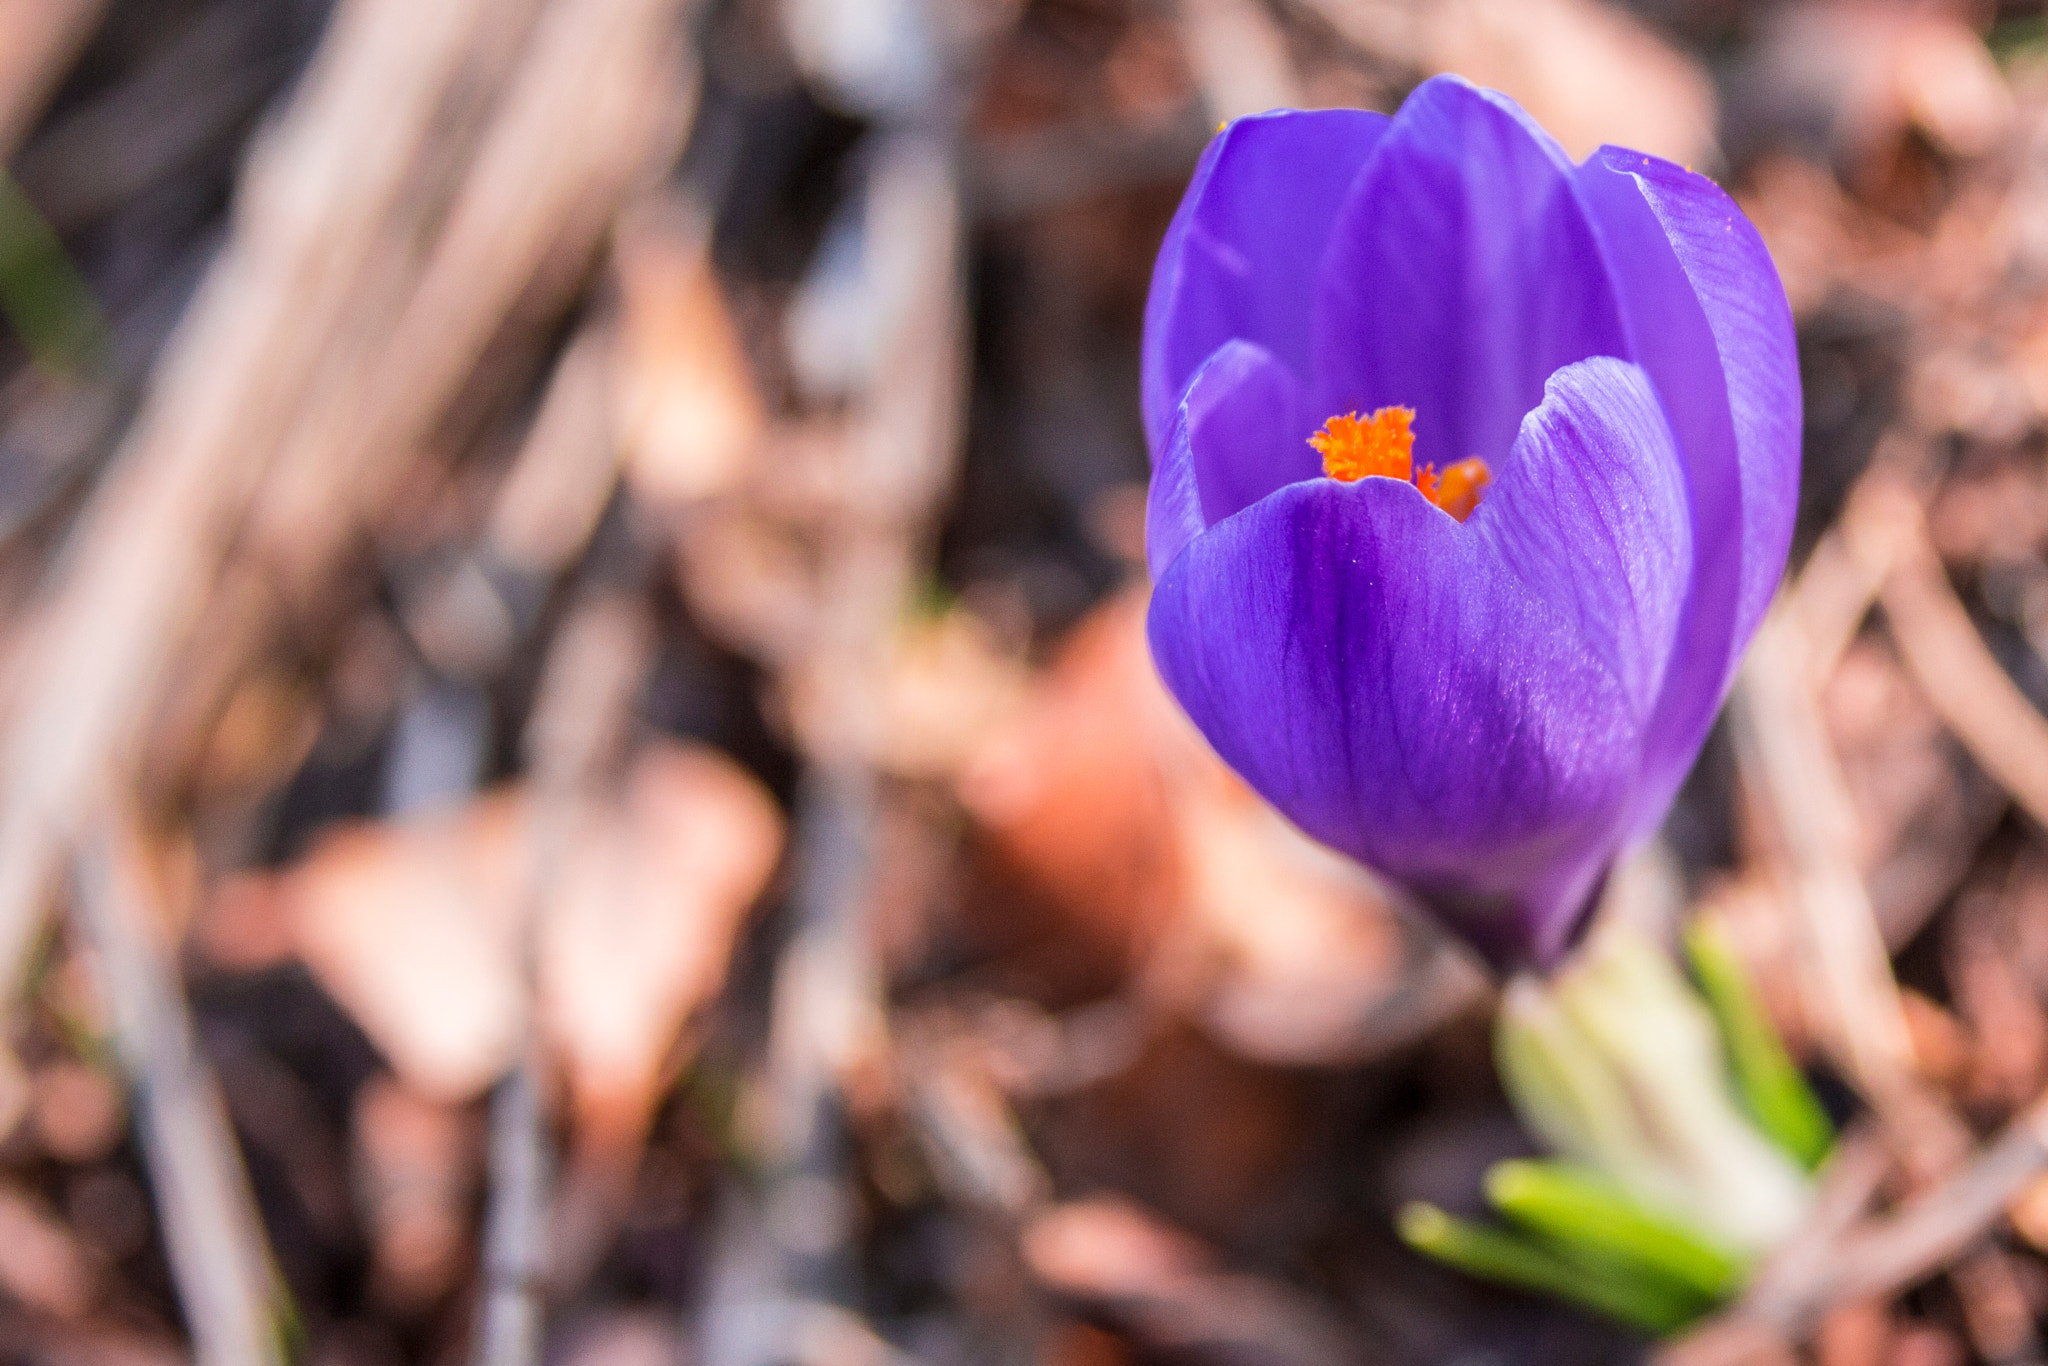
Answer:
[1141,76,1801,969]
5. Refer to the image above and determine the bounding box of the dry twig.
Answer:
[0,0,517,1016]
[1866,475,2048,831]
[71,815,282,1366]
[1729,602,1959,1169]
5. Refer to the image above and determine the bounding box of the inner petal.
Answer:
[1310,77,1629,476]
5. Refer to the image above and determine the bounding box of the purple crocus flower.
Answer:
[1142,77,1800,969]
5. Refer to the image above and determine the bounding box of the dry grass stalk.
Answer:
[71,814,282,1366]
[476,594,653,1364]
[246,0,697,605]
[488,324,623,576]
[1731,603,1950,1165]
[1759,1091,2048,1344]
[1176,0,1302,122]
[699,128,970,1322]
[164,0,693,792]
[0,0,518,1016]
[1864,475,2048,831]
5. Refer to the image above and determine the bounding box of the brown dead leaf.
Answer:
[960,587,1474,1061]
[1420,0,1718,166]
[1041,1321,1134,1366]
[2010,1170,2048,1254]
[0,1181,93,1318]
[957,589,1183,999]
[286,739,782,1113]
[1166,775,1424,1066]
[30,1062,124,1165]
[614,193,766,508]
[1744,5,2012,176]
[1889,1326,1967,1366]
[1898,988,1970,1091]
[872,607,1028,781]
[540,742,783,1131]
[1818,1298,1894,1366]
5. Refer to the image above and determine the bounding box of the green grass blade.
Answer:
[0,171,105,375]
[1684,919,1835,1171]
[1485,1158,1748,1301]
[1397,1202,1706,1335]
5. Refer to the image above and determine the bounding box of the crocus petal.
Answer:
[1145,340,1317,582]
[1148,358,1690,966]
[1142,107,1389,452]
[1576,148,1802,835]
[1310,76,1627,474]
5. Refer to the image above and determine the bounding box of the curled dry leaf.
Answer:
[290,792,529,1101]
[286,740,782,1116]
[540,743,783,1133]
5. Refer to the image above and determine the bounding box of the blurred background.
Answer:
[0,0,2043,1364]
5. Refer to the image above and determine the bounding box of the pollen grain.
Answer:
[1312,407,1414,483]
[1311,407,1490,522]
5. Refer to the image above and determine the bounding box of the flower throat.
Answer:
[1311,407,1490,521]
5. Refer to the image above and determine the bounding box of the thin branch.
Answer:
[1865,474,2048,831]
[473,595,653,1366]
[71,815,283,1366]
[1729,601,1968,1175]
[0,0,518,1017]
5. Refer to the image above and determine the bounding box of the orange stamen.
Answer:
[1310,408,1490,522]
[1311,407,1414,483]
[1429,456,1492,521]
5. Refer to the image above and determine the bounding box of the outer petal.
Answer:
[1576,148,1802,834]
[1142,107,1389,452]
[1148,359,1690,966]
[1311,76,1628,475]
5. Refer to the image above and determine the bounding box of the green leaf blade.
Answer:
[1397,1202,1708,1335]
[1684,920,1835,1171]
[1484,1158,1748,1301]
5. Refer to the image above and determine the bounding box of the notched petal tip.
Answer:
[1144,340,1318,582]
